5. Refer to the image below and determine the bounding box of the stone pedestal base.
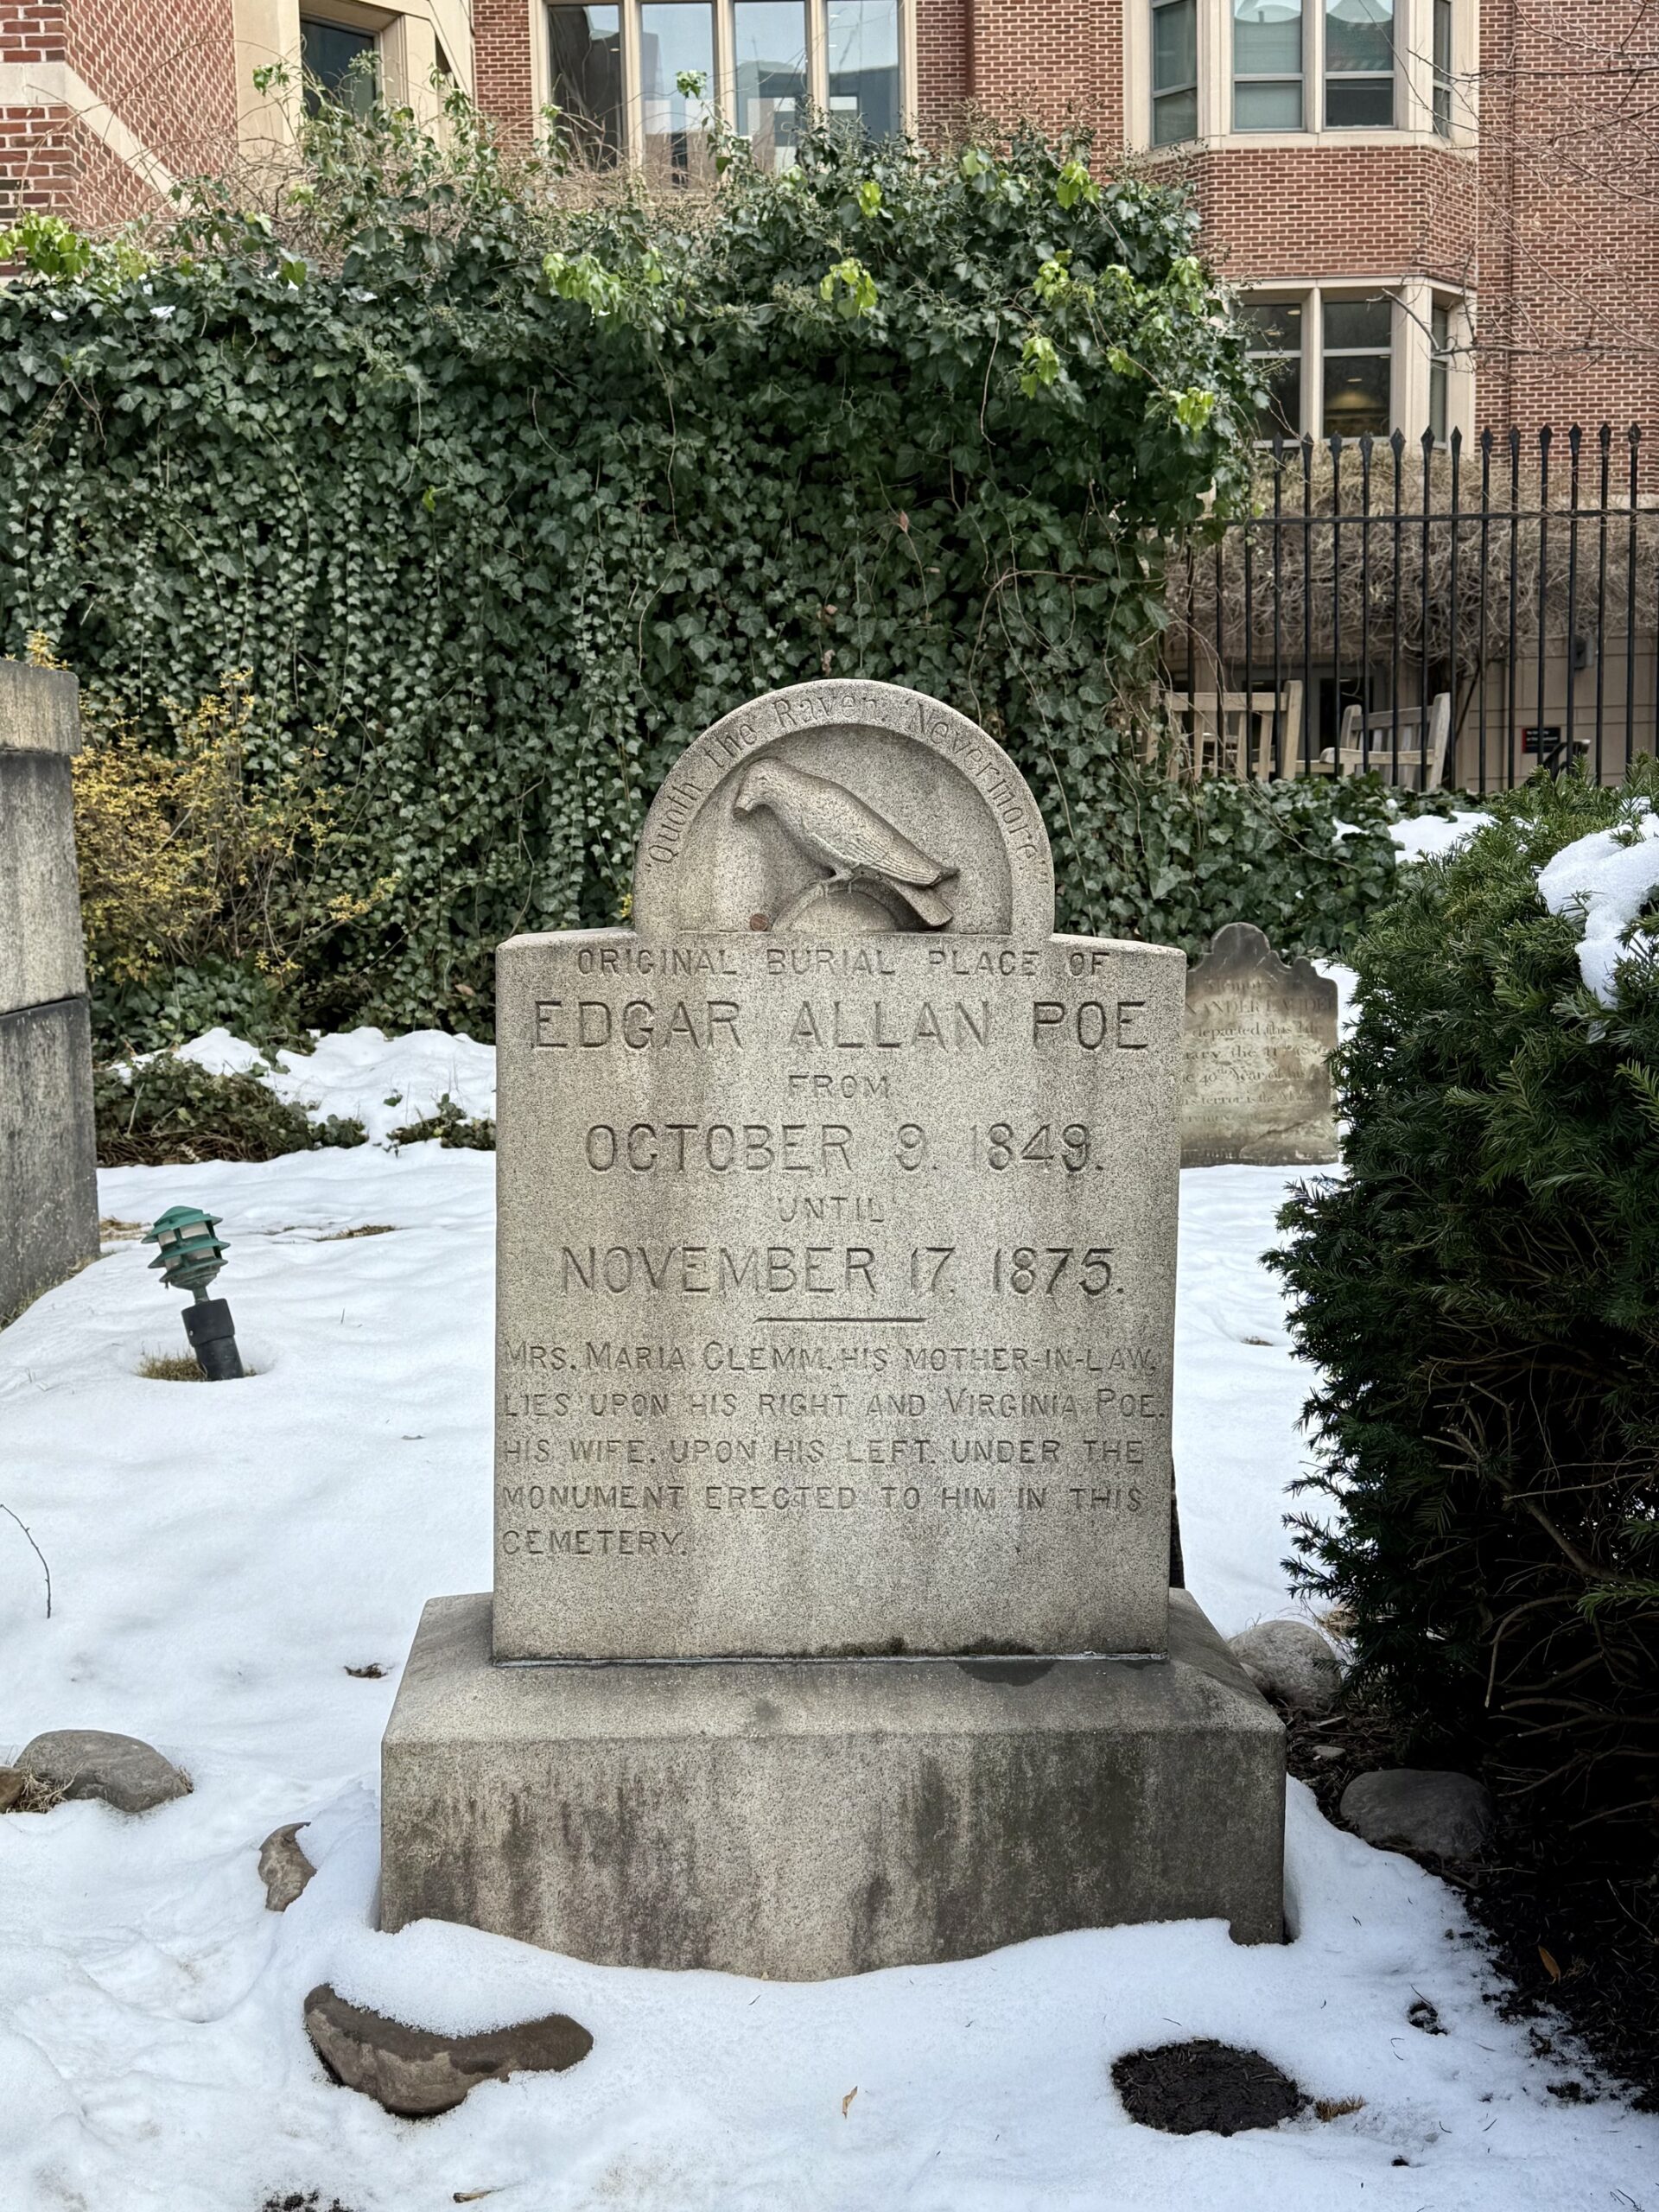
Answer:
[1,995,99,1321]
[380,1591,1285,1979]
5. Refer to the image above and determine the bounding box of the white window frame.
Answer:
[1230,0,1306,134]
[1125,0,1475,149]
[1320,0,1395,131]
[1151,0,1201,146]
[1236,277,1474,444]
[535,0,913,168]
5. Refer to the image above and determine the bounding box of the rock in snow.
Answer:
[303,1984,593,2117]
[257,1822,316,1911]
[16,1730,191,1815]
[1340,1769,1497,1859]
[1228,1621,1344,1717]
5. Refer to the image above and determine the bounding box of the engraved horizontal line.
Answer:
[757,1315,926,1325]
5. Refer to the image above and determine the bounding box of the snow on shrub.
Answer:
[1536,809,1659,1006]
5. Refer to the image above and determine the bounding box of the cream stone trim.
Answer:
[0,60,180,196]
[232,0,476,151]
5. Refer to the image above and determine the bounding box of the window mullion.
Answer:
[1199,0,1224,141]
[620,0,643,166]
[713,0,734,121]
[806,0,828,115]
[1310,0,1322,124]
[1306,283,1322,440]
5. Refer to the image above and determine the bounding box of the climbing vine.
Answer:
[0,94,1306,1040]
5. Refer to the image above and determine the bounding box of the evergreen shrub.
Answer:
[1274,770,1659,1853]
[95,1057,365,1165]
[0,93,1398,1039]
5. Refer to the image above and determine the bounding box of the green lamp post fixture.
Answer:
[143,1205,245,1380]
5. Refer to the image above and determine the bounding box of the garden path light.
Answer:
[143,1205,245,1380]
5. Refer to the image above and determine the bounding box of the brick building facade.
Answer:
[6,0,1656,432]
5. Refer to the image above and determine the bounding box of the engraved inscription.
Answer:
[494,928,1183,1658]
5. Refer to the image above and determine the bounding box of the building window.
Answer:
[734,0,807,168]
[1152,0,1199,144]
[1233,0,1303,130]
[828,0,901,139]
[551,0,905,168]
[1322,295,1391,434]
[1431,0,1452,135]
[1243,298,1304,435]
[1324,0,1393,125]
[1428,299,1450,442]
[1239,284,1465,442]
[301,17,378,116]
[639,1,716,185]
[547,4,625,164]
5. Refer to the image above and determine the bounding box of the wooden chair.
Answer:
[1159,682,1305,780]
[1324,692,1452,789]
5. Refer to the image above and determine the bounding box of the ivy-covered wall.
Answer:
[0,100,1398,1042]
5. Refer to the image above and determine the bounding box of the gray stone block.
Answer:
[381,1588,1286,1976]
[17,1728,191,1814]
[0,996,99,1320]
[1340,1768,1497,1859]
[1,752,87,1016]
[1228,1619,1344,1716]
[0,661,79,758]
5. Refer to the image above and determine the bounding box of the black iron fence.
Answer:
[1161,426,1659,791]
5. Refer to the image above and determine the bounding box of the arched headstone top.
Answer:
[1191,923,1338,1014]
[632,680,1055,938]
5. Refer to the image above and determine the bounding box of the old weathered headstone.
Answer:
[1181,923,1338,1168]
[382,681,1285,1976]
[1,662,99,1321]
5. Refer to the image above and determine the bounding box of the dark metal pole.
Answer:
[183,1294,245,1382]
[1536,425,1552,771]
[1478,429,1493,796]
[1565,424,1582,772]
[1626,426,1640,779]
[1243,488,1257,779]
[1448,427,1463,791]
[1594,423,1611,785]
[1507,429,1522,789]
[1271,437,1285,776]
[1332,435,1345,780]
[1433,427,1442,791]
[1389,429,1404,780]
[1302,434,1315,773]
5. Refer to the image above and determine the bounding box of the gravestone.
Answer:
[1181,924,1339,1168]
[381,681,1285,1976]
[1,662,99,1321]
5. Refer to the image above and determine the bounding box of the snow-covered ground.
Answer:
[180,1025,499,1146]
[3,1145,1656,2211]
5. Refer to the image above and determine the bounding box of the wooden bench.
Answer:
[1159,683,1306,780]
[1320,692,1452,788]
